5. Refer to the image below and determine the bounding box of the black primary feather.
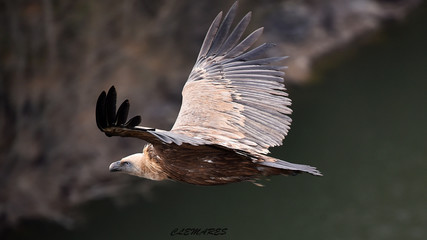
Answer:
[116,100,130,126]
[106,86,117,126]
[124,115,141,128]
[197,12,223,59]
[207,1,237,56]
[234,42,275,61]
[96,91,107,130]
[224,27,263,59]
[216,12,251,56]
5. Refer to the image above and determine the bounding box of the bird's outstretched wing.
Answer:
[96,86,208,146]
[171,2,292,155]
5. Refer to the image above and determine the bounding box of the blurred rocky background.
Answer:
[0,0,422,229]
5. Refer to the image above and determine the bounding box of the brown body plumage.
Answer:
[96,2,322,186]
[148,144,294,185]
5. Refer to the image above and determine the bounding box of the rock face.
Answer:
[0,0,421,226]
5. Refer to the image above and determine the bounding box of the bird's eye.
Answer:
[122,161,131,166]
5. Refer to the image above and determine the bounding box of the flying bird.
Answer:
[96,2,322,185]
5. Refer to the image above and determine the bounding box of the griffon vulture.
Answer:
[96,2,322,185]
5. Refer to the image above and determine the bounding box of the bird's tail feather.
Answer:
[259,156,322,176]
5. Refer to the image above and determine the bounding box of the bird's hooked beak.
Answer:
[109,161,122,172]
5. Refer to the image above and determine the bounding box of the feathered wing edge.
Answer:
[197,1,257,61]
[173,1,292,155]
[96,86,208,146]
[96,86,142,133]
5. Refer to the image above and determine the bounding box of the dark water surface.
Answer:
[4,4,427,240]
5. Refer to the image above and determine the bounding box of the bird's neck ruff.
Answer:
[134,144,168,181]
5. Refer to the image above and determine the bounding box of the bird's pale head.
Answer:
[109,146,168,181]
[109,153,144,176]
